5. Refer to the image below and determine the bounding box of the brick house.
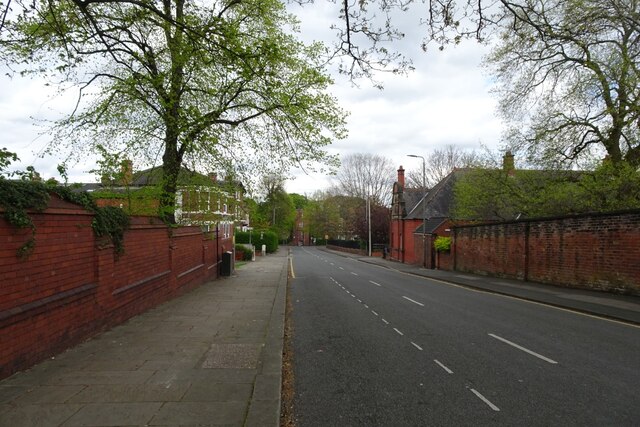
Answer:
[292,208,310,246]
[390,166,465,267]
[88,165,249,237]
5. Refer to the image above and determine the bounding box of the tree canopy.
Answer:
[487,0,640,167]
[453,160,640,220]
[332,152,395,206]
[0,0,346,221]
[406,144,480,189]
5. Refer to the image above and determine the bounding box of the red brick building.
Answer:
[389,166,465,267]
[292,208,310,246]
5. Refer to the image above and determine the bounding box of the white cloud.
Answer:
[284,3,503,195]
[0,3,504,195]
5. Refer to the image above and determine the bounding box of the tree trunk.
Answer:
[160,136,181,224]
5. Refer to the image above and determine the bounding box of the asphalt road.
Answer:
[289,246,640,426]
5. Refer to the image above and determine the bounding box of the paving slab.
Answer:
[0,250,289,427]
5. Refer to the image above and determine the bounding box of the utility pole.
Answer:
[367,195,372,256]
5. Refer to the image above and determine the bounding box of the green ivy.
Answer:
[433,236,452,252]
[0,180,130,257]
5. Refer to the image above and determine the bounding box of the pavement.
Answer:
[0,249,289,427]
[322,247,640,326]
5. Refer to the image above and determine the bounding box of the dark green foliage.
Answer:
[92,206,131,254]
[0,148,19,173]
[289,193,309,209]
[235,245,253,261]
[453,161,640,221]
[235,230,278,253]
[0,180,50,228]
[0,180,129,257]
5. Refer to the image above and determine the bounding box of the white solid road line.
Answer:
[402,296,425,307]
[470,388,500,411]
[489,333,558,364]
[411,342,423,351]
[369,281,382,287]
[434,359,453,374]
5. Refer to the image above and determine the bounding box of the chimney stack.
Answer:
[503,151,515,177]
[397,166,405,188]
[119,159,133,186]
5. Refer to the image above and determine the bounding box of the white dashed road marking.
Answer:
[470,388,500,412]
[489,333,558,364]
[434,359,453,374]
[402,296,425,307]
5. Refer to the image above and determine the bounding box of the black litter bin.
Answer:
[221,251,233,276]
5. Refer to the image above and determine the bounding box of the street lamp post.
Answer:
[367,195,372,257]
[408,154,427,268]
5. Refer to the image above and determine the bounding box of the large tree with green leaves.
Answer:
[487,0,640,167]
[256,174,295,240]
[0,0,345,222]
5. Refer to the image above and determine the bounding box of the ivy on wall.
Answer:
[0,180,130,258]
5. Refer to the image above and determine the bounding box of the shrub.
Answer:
[434,236,452,252]
[236,230,278,253]
[235,244,253,261]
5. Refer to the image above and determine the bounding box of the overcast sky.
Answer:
[0,2,503,197]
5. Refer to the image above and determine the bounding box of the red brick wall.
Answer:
[413,221,453,269]
[0,197,229,379]
[453,211,640,294]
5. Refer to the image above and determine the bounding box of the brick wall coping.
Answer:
[452,208,640,229]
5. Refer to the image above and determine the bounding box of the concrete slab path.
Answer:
[0,250,288,427]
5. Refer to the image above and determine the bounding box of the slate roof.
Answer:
[405,169,468,220]
[403,187,425,215]
[413,217,448,234]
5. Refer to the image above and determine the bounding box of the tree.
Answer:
[333,153,395,206]
[0,148,18,177]
[353,202,390,244]
[406,144,479,189]
[257,174,295,240]
[1,0,346,222]
[487,0,640,168]
[289,193,309,209]
[304,191,361,240]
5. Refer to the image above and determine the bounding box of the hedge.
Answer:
[235,244,253,261]
[236,230,278,253]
